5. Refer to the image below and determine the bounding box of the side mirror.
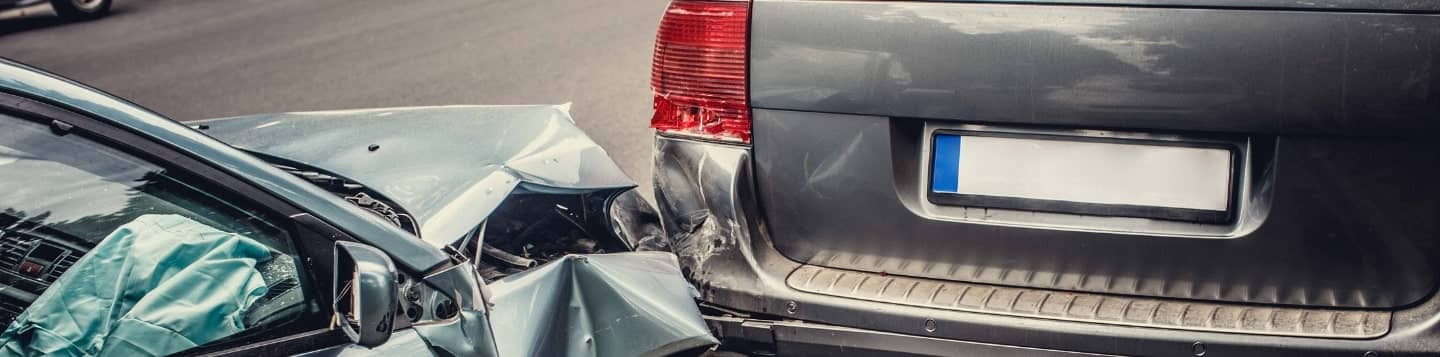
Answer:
[333,241,399,347]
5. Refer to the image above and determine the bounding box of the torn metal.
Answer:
[427,188,715,356]
[407,250,715,357]
[200,105,636,248]
[201,105,716,356]
[469,190,655,281]
[653,136,780,302]
[487,253,716,357]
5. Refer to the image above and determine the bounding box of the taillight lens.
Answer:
[650,0,750,143]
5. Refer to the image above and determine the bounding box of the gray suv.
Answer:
[649,0,1440,355]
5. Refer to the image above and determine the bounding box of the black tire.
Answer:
[50,0,111,21]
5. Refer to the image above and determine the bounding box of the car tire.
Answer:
[50,0,111,21]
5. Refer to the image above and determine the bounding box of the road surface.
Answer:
[0,0,665,199]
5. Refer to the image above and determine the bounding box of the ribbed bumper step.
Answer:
[787,265,1390,339]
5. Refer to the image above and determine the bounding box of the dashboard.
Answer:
[0,224,85,326]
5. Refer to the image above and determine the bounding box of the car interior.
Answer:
[0,113,306,344]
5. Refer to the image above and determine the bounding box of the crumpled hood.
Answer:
[197,105,635,247]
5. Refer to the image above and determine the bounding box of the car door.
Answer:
[0,89,425,356]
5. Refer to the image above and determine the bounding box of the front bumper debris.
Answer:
[203,105,715,356]
[415,252,716,357]
[488,252,716,356]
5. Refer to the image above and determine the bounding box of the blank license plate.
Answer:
[929,133,1235,222]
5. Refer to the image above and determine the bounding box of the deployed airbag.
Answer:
[0,214,272,356]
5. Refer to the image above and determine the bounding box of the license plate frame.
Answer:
[927,129,1242,223]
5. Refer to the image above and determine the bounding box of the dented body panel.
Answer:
[655,135,1440,356]
[487,253,716,357]
[199,105,637,248]
[2,59,713,356]
[850,1,1440,13]
[670,0,1440,351]
[749,0,1440,310]
[198,107,714,355]
[195,106,711,356]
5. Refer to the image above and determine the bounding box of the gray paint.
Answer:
[412,262,500,357]
[654,136,1440,356]
[753,107,1440,309]
[197,105,636,248]
[750,1,1440,137]
[1,60,710,355]
[333,241,401,347]
[785,264,1391,338]
[410,252,715,357]
[707,315,1119,357]
[745,0,1440,309]
[912,0,1440,12]
[486,253,717,356]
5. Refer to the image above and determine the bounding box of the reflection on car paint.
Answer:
[197,105,636,249]
[486,253,716,356]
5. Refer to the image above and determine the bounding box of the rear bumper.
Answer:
[704,315,1114,357]
[653,135,1440,356]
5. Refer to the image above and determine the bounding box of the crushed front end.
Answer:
[201,105,716,356]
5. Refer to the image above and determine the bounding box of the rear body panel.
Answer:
[655,136,1440,356]
[751,1,1440,137]
[747,0,1440,310]
[904,0,1440,12]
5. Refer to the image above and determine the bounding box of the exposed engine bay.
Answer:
[273,158,643,283]
[191,104,714,356]
[274,158,668,316]
[466,193,632,281]
[0,145,695,357]
[274,161,463,324]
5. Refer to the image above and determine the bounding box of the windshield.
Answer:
[0,116,282,244]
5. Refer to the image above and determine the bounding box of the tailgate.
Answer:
[749,0,1440,309]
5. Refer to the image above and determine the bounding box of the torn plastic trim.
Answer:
[259,154,422,238]
[605,190,670,252]
[411,261,499,357]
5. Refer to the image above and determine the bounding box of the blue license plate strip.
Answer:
[927,131,1239,223]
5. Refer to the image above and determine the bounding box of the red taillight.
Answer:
[650,0,751,143]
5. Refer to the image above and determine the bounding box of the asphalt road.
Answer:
[0,0,665,199]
